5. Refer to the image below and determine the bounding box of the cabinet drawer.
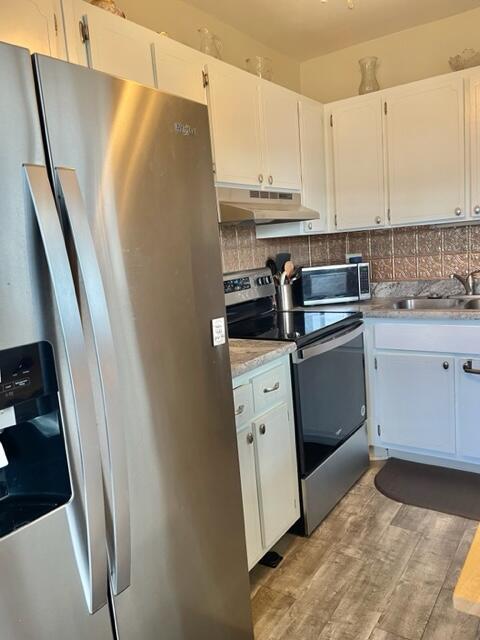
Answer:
[252,364,287,413]
[233,384,254,428]
[374,323,480,354]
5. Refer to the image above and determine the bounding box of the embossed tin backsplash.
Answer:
[220,222,480,282]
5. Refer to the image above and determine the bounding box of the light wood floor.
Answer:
[250,463,480,640]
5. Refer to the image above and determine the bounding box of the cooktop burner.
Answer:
[227,310,360,347]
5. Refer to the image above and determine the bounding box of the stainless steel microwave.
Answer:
[295,263,371,306]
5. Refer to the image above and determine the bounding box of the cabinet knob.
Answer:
[307,222,313,230]
[455,207,463,217]
[246,432,254,445]
[258,174,264,184]
[443,361,450,370]
[375,216,382,225]
[259,424,266,435]
[235,404,245,416]
[268,175,273,185]
[474,206,480,215]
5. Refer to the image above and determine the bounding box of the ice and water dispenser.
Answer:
[0,342,71,538]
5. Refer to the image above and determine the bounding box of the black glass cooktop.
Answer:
[227,310,361,347]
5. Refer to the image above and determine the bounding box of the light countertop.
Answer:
[229,339,296,379]
[298,298,480,321]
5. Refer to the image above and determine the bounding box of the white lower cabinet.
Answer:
[236,425,263,569]
[232,356,299,570]
[369,321,480,469]
[375,353,456,454]
[456,357,480,460]
[254,403,299,549]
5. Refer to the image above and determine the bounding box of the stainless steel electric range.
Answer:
[225,267,370,535]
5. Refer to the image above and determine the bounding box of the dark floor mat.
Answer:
[374,458,480,521]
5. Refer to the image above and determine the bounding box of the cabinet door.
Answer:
[70,0,155,86]
[206,62,263,187]
[330,95,386,230]
[152,36,206,104]
[261,83,302,191]
[254,403,299,548]
[0,0,64,58]
[469,71,480,220]
[456,357,480,460]
[375,353,455,454]
[386,76,466,224]
[298,97,327,229]
[236,425,263,570]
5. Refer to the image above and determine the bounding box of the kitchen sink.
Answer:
[393,298,465,310]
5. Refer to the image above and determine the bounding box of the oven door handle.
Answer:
[292,323,364,364]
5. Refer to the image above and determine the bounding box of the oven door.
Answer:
[291,323,366,478]
[300,265,360,305]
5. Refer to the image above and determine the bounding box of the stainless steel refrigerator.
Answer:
[0,41,253,639]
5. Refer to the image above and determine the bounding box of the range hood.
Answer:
[217,187,319,224]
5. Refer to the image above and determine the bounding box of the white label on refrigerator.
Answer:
[211,317,226,347]
[0,406,16,430]
[0,442,7,468]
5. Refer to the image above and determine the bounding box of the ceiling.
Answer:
[181,0,480,61]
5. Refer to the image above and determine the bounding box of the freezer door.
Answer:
[35,56,253,638]
[0,43,112,639]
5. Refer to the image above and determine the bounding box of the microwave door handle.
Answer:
[24,164,108,613]
[293,323,364,364]
[56,167,131,596]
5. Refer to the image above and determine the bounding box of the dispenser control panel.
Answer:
[0,342,57,411]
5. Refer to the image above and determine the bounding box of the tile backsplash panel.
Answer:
[220,222,480,281]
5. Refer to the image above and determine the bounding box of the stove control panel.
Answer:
[224,268,276,306]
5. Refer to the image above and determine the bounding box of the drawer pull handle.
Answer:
[263,382,280,394]
[259,424,266,435]
[235,404,245,416]
[246,432,254,445]
[443,361,450,370]
[463,360,480,375]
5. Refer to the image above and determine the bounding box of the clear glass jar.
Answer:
[359,56,380,95]
[246,56,273,80]
[198,28,222,59]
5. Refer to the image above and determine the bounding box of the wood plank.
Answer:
[377,534,459,640]
[423,587,480,640]
[261,536,331,599]
[368,630,405,640]
[330,525,419,625]
[391,504,470,542]
[444,523,478,591]
[337,491,403,555]
[251,586,295,639]
[453,525,480,617]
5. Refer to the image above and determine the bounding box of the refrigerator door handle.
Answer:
[24,164,108,614]
[56,167,131,596]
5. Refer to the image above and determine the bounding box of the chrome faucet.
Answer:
[450,270,480,296]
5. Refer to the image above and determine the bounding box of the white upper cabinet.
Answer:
[261,82,302,191]
[329,95,386,231]
[0,0,65,58]
[66,0,155,86]
[207,62,302,190]
[386,76,466,225]
[152,36,207,104]
[206,61,264,187]
[299,97,327,231]
[468,70,480,221]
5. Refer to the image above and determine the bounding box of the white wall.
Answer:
[118,0,300,91]
[301,8,480,103]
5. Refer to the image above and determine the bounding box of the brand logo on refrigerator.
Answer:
[174,122,197,136]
